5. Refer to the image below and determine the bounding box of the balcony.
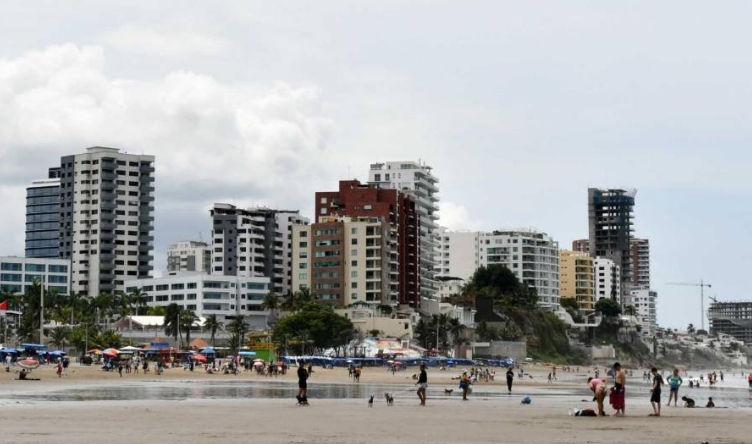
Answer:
[100,253,115,260]
[99,283,114,291]
[101,181,117,190]
[140,186,155,194]
[99,273,115,281]
[100,242,115,250]
[101,172,117,181]
[139,214,155,223]
[140,194,155,203]
[100,192,117,201]
[140,165,155,174]
[100,232,116,240]
[99,262,115,270]
[138,265,152,272]
[100,221,117,230]
[101,202,117,210]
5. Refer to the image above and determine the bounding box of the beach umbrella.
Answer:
[16,359,39,370]
[193,354,207,362]
[1,348,18,354]
[102,348,120,358]
[393,361,403,365]
[253,361,264,367]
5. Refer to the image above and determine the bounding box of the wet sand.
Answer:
[1,364,749,443]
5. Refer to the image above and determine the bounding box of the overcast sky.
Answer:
[2,1,750,329]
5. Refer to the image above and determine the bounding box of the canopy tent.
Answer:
[49,350,66,356]
[192,354,207,362]
[189,338,208,349]
[20,343,47,350]
[200,347,215,355]
[0,348,19,354]
[120,346,143,351]
[237,351,257,357]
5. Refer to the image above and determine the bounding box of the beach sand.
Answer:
[1,364,748,443]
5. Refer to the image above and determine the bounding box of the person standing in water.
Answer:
[506,367,514,393]
[460,370,471,401]
[611,362,626,416]
[667,369,683,407]
[416,364,428,406]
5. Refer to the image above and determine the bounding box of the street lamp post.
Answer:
[39,281,44,345]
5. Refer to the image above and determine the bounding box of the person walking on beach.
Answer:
[297,364,309,405]
[355,366,362,383]
[5,354,11,372]
[747,372,752,389]
[506,367,514,393]
[56,361,63,378]
[416,364,428,406]
[649,367,664,417]
[588,377,607,416]
[611,362,626,416]
[460,370,471,401]
[667,369,683,407]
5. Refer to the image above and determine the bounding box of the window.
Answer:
[351,239,358,245]
[363,205,372,210]
[155,295,168,302]
[299,263,308,269]
[299,273,307,280]
[351,282,358,289]
[0,274,22,282]
[171,294,184,301]
[320,197,327,204]
[187,294,197,300]
[49,275,67,283]
[320,208,327,215]
[187,283,197,289]
[351,227,358,235]
[351,249,358,256]
[351,271,358,278]
[25,275,43,283]
[156,284,169,291]
[25,263,46,272]
[0,263,22,271]
[171,283,185,290]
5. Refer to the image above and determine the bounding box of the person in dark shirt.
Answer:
[297,364,309,405]
[416,364,427,406]
[681,396,695,408]
[506,368,514,393]
[650,367,664,417]
[706,397,715,408]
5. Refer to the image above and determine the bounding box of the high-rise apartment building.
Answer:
[58,147,155,296]
[572,239,589,253]
[292,216,392,306]
[436,228,480,281]
[478,229,560,309]
[210,204,308,296]
[368,161,439,300]
[593,257,621,303]
[559,250,595,310]
[588,188,635,292]
[631,238,650,288]
[316,180,419,307]
[167,241,211,273]
[25,168,62,258]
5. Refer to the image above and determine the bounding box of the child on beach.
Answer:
[460,370,471,401]
[649,367,664,417]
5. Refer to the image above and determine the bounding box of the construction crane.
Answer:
[666,280,712,331]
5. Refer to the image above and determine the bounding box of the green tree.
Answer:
[595,298,622,318]
[162,303,182,346]
[227,315,249,352]
[204,314,223,347]
[466,265,538,310]
[272,303,354,354]
[475,321,500,342]
[262,292,281,322]
[49,327,69,349]
[129,287,148,315]
[180,309,199,348]
[448,317,468,356]
[560,297,579,312]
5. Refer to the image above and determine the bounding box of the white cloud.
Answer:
[438,201,484,231]
[0,43,334,256]
[101,25,229,57]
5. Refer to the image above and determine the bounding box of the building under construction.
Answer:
[708,301,752,344]
[588,188,636,293]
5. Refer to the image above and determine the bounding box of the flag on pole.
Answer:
[0,301,7,311]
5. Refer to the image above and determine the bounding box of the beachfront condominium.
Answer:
[708,301,752,344]
[631,238,650,288]
[210,204,309,296]
[315,180,420,307]
[478,229,560,309]
[594,257,621,303]
[0,256,71,296]
[436,228,480,282]
[588,188,636,293]
[368,161,439,300]
[167,241,212,273]
[125,272,270,328]
[57,147,155,296]
[25,168,62,258]
[624,288,657,336]
[559,250,595,311]
[292,216,393,306]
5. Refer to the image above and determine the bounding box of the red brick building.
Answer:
[315,180,420,307]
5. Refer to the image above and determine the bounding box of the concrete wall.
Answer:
[473,341,527,360]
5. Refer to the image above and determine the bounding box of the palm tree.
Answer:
[93,292,113,327]
[447,317,467,357]
[129,287,148,315]
[204,314,223,347]
[179,310,199,348]
[282,293,297,311]
[49,327,69,350]
[162,303,182,347]
[227,315,248,352]
[262,292,280,323]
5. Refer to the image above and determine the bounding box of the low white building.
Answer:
[420,297,476,328]
[125,272,271,329]
[0,256,71,295]
[594,257,621,303]
[336,302,415,340]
